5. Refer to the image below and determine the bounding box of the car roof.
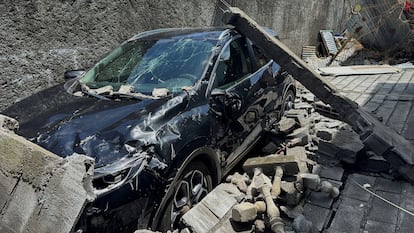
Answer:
[128,26,234,42]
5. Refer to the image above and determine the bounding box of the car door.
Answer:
[209,36,282,166]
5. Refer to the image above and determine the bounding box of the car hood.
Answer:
[8,88,186,168]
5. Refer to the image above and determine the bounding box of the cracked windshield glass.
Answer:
[80,34,218,96]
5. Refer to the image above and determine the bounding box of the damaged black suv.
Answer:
[3,26,295,232]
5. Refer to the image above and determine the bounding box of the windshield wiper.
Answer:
[80,83,111,100]
[80,83,158,101]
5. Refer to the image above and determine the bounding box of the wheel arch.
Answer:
[151,139,222,229]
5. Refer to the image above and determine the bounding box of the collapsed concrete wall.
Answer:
[0,118,95,233]
[0,0,353,111]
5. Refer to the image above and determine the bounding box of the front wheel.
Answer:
[157,161,213,231]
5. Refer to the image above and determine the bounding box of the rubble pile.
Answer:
[175,86,371,233]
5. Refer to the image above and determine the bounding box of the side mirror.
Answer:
[64,69,85,80]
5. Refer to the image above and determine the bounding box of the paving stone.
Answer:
[397,184,414,233]
[364,220,396,233]
[374,177,402,194]
[182,202,219,233]
[306,191,335,209]
[318,165,344,181]
[303,203,331,232]
[367,191,400,224]
[326,197,367,233]
[401,182,414,197]
[342,174,376,202]
[203,187,238,219]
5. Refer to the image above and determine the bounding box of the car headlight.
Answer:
[93,154,148,197]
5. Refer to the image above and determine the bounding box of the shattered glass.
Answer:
[81,36,218,95]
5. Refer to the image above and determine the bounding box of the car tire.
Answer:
[157,161,213,231]
[280,89,295,118]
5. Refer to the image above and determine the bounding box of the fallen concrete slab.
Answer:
[318,65,400,76]
[0,124,95,233]
[222,6,414,183]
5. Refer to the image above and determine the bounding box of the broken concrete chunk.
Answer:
[316,128,336,141]
[320,181,340,198]
[275,117,298,134]
[285,109,310,127]
[231,201,265,222]
[288,127,310,140]
[0,128,95,233]
[243,155,300,176]
[254,219,266,233]
[262,141,279,154]
[226,172,250,193]
[317,126,364,164]
[300,173,321,190]
[232,202,257,222]
[0,114,19,131]
[294,102,314,112]
[281,181,302,206]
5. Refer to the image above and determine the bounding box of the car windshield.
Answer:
[80,36,218,95]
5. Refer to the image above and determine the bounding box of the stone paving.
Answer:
[321,173,414,233]
[319,68,414,233]
[325,68,414,145]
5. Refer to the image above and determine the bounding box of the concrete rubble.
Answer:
[177,90,362,232]
[223,6,414,184]
[177,82,414,233]
[1,3,413,233]
[0,115,95,233]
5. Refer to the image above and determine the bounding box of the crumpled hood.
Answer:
[5,87,188,168]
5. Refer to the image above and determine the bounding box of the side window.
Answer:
[215,38,252,88]
[252,44,270,68]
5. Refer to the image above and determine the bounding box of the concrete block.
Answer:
[316,128,336,141]
[317,126,364,164]
[285,109,309,127]
[0,128,95,233]
[181,202,219,233]
[276,117,297,134]
[243,155,300,176]
[300,173,320,190]
[231,202,258,222]
[0,114,19,131]
[203,187,238,219]
[281,181,302,206]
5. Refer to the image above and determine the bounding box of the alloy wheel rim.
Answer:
[170,169,209,227]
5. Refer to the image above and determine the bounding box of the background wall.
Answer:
[0,0,352,111]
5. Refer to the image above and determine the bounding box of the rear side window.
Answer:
[214,37,252,88]
[252,44,269,68]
